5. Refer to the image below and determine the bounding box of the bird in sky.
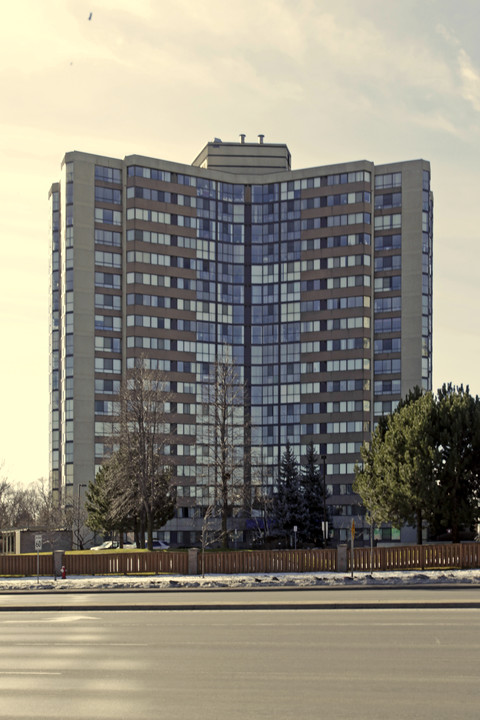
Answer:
[88,12,93,21]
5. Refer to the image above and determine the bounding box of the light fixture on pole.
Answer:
[321,454,327,548]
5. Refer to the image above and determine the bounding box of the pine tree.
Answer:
[85,464,118,538]
[272,443,307,543]
[355,391,437,544]
[355,385,480,544]
[433,384,480,542]
[302,441,326,546]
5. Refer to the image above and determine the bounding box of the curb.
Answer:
[0,581,478,595]
[1,600,480,612]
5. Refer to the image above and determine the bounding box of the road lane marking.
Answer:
[11,642,148,647]
[0,671,62,676]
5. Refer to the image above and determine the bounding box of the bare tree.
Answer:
[197,350,248,549]
[249,445,277,546]
[0,475,81,551]
[64,494,93,550]
[0,471,38,529]
[197,501,222,576]
[34,477,64,528]
[108,358,177,550]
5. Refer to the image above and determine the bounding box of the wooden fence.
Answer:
[350,543,480,572]
[199,548,337,575]
[0,544,479,577]
[66,551,189,576]
[0,553,55,576]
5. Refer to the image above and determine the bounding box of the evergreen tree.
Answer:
[433,384,480,542]
[355,385,480,544]
[85,464,118,538]
[355,391,438,544]
[302,441,326,546]
[272,443,307,543]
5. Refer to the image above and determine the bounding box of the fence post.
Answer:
[337,544,348,573]
[188,548,199,575]
[53,550,65,579]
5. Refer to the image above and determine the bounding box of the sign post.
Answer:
[350,520,355,579]
[322,520,329,545]
[35,534,42,584]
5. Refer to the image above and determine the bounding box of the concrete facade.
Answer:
[49,137,433,546]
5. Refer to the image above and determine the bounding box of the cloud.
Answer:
[435,23,460,48]
[457,48,480,112]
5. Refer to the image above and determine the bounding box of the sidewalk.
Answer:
[0,582,479,611]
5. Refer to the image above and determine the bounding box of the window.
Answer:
[95,208,121,226]
[95,251,121,268]
[95,229,121,247]
[301,212,371,231]
[95,166,121,183]
[326,275,370,289]
[375,234,401,250]
[374,297,401,313]
[374,172,401,189]
[375,255,401,271]
[326,254,371,269]
[301,234,371,251]
[95,336,121,353]
[95,272,121,289]
[301,191,370,210]
[126,336,171,350]
[126,315,172,330]
[374,214,401,230]
[374,338,401,353]
[374,192,401,210]
[95,186,121,204]
[374,400,399,415]
[127,166,171,182]
[374,359,401,374]
[326,358,370,372]
[95,379,121,394]
[95,294,121,310]
[375,276,401,292]
[374,379,401,395]
[95,358,121,374]
[374,317,401,333]
[95,315,122,332]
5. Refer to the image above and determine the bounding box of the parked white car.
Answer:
[124,540,170,550]
[90,540,119,551]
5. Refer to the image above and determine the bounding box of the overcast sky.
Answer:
[1,0,479,487]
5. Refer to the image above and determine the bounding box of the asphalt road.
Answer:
[0,585,479,610]
[1,605,478,720]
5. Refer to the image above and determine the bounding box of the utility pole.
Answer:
[321,454,327,548]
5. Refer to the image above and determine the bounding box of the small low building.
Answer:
[0,527,72,554]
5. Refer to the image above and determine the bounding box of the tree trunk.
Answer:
[221,472,229,549]
[145,503,154,550]
[416,508,423,545]
[451,492,459,543]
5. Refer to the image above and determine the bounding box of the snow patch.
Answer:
[0,569,479,592]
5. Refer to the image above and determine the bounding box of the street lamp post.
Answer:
[76,484,87,549]
[321,454,327,548]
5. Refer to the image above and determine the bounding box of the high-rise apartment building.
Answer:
[49,137,433,546]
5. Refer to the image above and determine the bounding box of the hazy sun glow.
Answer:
[1,0,479,486]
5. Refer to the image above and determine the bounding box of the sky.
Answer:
[1,0,479,488]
